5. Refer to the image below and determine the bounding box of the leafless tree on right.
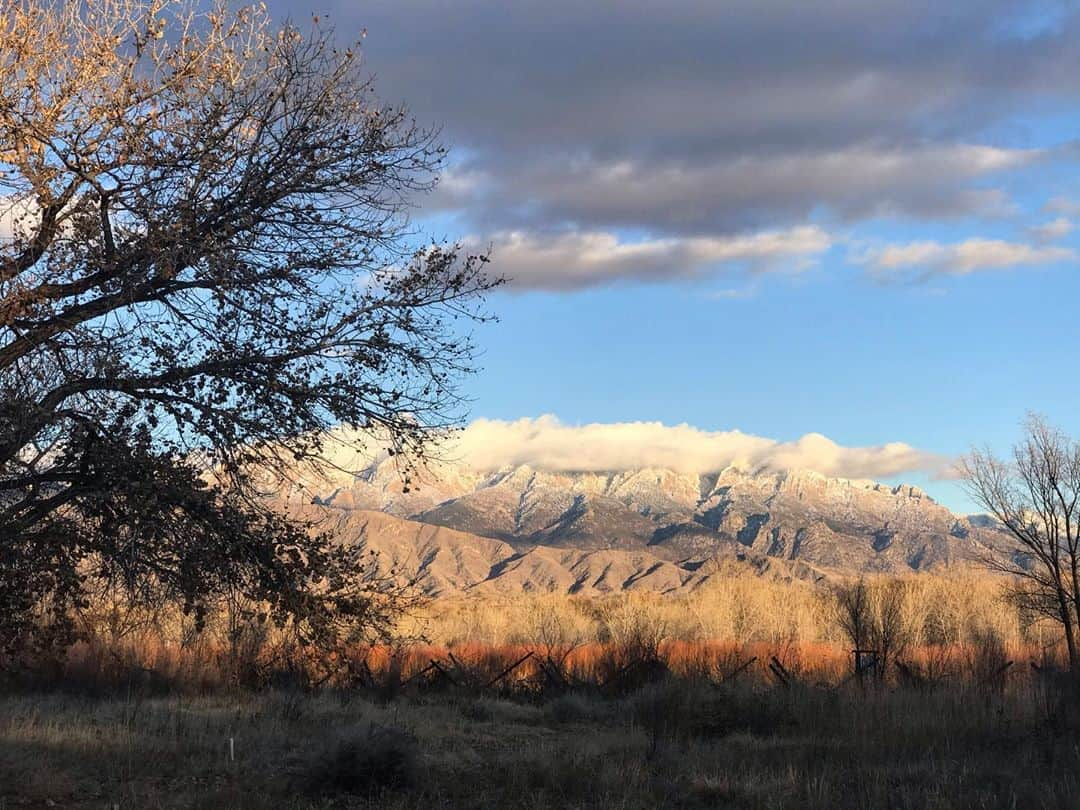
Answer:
[961,415,1080,672]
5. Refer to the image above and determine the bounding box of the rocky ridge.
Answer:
[275,452,1002,596]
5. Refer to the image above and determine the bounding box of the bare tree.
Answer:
[832,577,914,681]
[960,415,1080,671]
[833,578,872,656]
[872,579,914,676]
[0,1,496,653]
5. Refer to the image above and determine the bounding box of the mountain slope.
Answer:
[287,455,1002,593]
[290,507,797,597]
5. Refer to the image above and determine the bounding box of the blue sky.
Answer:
[273,1,1080,511]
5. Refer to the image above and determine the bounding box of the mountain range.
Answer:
[279,453,1001,597]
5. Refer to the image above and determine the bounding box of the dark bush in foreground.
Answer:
[294,723,418,796]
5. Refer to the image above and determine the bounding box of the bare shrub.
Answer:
[594,596,670,689]
[526,595,589,688]
[294,723,418,797]
[964,625,1012,690]
[685,684,794,739]
[544,692,611,725]
[599,596,667,664]
[899,643,958,688]
[629,680,691,760]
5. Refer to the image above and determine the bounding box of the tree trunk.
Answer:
[1058,586,1078,671]
[1069,553,1080,666]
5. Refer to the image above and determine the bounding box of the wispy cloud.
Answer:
[1029,217,1075,242]
[470,226,830,291]
[1045,196,1080,217]
[859,238,1076,281]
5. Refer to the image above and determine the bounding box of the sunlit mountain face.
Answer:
[280,446,1007,595]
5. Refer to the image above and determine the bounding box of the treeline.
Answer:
[418,574,1042,652]
[3,571,1065,695]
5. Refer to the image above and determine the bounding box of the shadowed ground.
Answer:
[1,679,1078,809]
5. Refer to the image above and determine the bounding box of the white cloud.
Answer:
[472,226,831,291]
[1029,216,1075,242]
[0,195,35,242]
[1045,196,1080,217]
[861,237,1076,280]
[445,415,942,480]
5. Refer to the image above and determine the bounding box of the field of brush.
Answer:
[3,575,1078,809]
[4,671,1080,809]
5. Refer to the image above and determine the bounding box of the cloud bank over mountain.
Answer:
[433,416,943,480]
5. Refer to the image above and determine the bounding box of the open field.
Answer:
[4,671,1080,810]
[2,578,1075,808]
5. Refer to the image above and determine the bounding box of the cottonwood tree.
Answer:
[832,577,914,681]
[961,416,1080,671]
[0,1,496,654]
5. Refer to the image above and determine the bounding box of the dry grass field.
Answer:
[4,672,1080,809]
[2,575,1078,809]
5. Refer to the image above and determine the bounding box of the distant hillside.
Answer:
[276,452,1005,595]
